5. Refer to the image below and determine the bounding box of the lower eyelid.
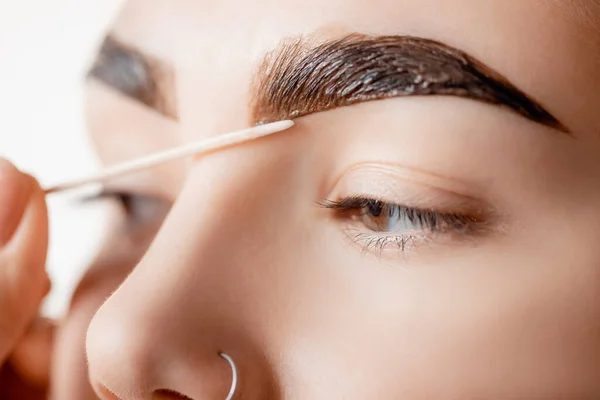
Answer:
[345,226,485,257]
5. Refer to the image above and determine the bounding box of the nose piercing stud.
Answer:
[219,353,238,400]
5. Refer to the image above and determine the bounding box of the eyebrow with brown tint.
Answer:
[87,35,178,120]
[252,34,568,132]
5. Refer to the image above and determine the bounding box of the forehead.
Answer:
[108,0,600,136]
[111,0,592,61]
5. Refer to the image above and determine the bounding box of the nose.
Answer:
[85,266,235,400]
[85,148,290,399]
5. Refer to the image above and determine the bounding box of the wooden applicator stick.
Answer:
[44,120,294,194]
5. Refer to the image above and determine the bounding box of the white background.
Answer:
[0,0,125,317]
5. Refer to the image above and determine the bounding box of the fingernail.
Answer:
[0,158,33,246]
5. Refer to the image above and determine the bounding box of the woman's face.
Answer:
[51,0,600,398]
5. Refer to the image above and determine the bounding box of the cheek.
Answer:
[278,229,600,398]
[50,263,132,400]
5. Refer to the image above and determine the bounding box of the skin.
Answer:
[1,0,600,398]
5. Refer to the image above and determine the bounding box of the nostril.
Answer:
[153,389,195,399]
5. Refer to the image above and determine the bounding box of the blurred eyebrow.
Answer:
[87,35,177,120]
[252,34,568,133]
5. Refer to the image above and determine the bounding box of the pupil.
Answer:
[367,200,383,217]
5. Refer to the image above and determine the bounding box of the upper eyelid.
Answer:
[326,164,494,218]
[328,162,485,200]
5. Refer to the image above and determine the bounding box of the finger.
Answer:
[0,168,49,362]
[0,159,34,247]
[8,318,55,388]
[3,174,50,275]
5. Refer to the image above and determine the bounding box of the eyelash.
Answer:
[319,196,480,253]
[86,190,480,253]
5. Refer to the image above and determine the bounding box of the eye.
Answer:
[85,189,171,230]
[320,196,481,252]
[360,199,431,233]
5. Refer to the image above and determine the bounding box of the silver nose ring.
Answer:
[219,353,238,400]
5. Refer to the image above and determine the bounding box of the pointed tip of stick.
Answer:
[255,119,295,134]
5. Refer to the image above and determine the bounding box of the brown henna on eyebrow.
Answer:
[251,34,567,132]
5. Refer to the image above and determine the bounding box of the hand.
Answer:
[0,159,52,399]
